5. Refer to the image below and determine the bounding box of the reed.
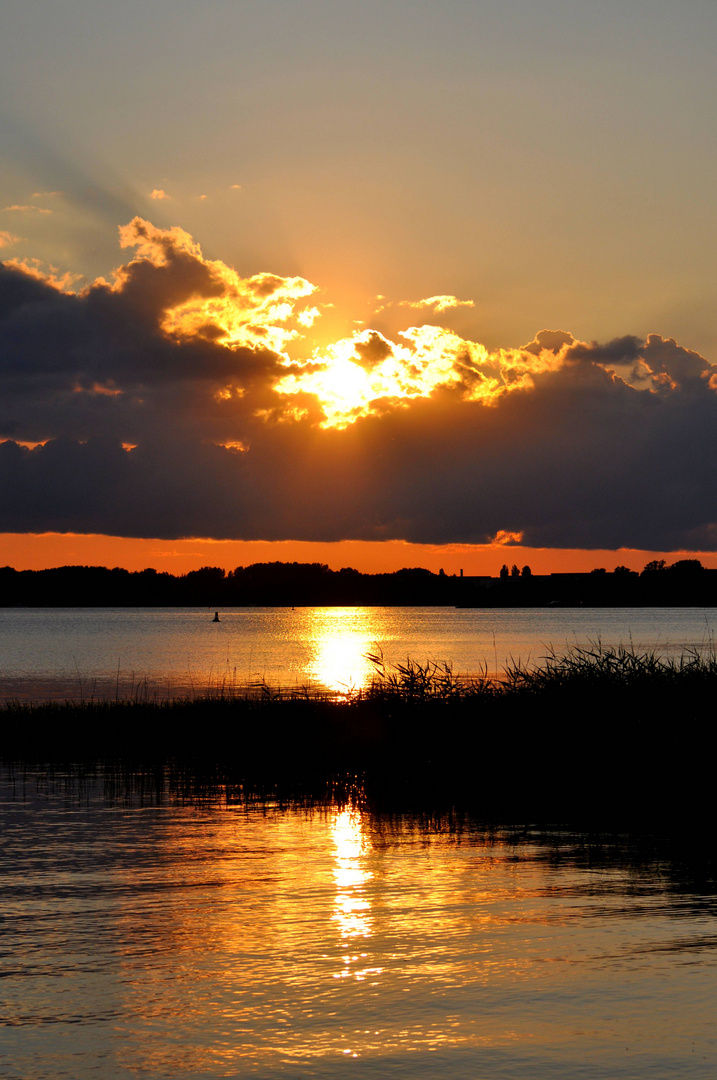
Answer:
[364,649,495,702]
[2,644,715,826]
[504,641,717,691]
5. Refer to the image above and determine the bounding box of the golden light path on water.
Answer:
[3,776,717,1078]
[332,808,372,941]
[294,606,380,693]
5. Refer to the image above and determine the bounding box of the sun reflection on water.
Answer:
[297,607,382,693]
[331,807,383,993]
[332,807,372,939]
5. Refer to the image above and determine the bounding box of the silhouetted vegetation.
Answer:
[3,645,716,827]
[0,557,716,606]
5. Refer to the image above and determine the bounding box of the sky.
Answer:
[2,0,717,575]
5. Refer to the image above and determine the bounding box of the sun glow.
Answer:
[301,607,377,693]
[273,326,535,428]
[161,271,317,353]
[103,218,581,431]
[94,219,578,431]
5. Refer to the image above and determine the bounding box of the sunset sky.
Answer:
[2,0,717,575]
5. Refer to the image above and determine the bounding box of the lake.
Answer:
[2,770,716,1079]
[0,606,716,701]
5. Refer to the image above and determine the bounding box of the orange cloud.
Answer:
[0,231,20,248]
[73,382,123,397]
[115,217,318,354]
[375,293,475,316]
[4,257,80,291]
[216,440,248,453]
[150,189,170,200]
[399,295,475,313]
[3,205,52,215]
[274,323,574,428]
[491,530,525,546]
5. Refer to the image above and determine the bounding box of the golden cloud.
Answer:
[399,295,475,313]
[491,530,525,546]
[117,217,319,354]
[273,324,575,428]
[3,205,52,215]
[4,257,80,291]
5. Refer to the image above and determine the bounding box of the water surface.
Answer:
[2,770,716,1079]
[1,606,715,701]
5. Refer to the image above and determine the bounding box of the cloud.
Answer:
[491,530,525,546]
[0,232,20,248]
[3,257,80,291]
[3,204,52,215]
[375,294,474,316]
[32,191,63,199]
[230,184,242,190]
[150,189,170,200]
[399,295,475,313]
[523,329,574,355]
[2,218,717,551]
[112,217,317,355]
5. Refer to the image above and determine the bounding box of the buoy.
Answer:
[213,611,220,622]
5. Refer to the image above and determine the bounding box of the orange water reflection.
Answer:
[332,807,372,939]
[295,607,383,692]
[330,808,383,995]
[103,803,712,1077]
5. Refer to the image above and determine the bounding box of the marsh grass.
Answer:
[364,649,494,702]
[2,643,716,825]
[504,640,717,692]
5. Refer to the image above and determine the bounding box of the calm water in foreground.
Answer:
[1,606,716,700]
[2,771,716,1079]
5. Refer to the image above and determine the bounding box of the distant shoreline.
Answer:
[1,558,716,607]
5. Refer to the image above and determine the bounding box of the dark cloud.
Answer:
[353,331,394,371]
[522,328,574,355]
[0,228,289,444]
[565,335,643,367]
[2,220,717,550]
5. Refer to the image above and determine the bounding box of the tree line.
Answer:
[0,558,714,606]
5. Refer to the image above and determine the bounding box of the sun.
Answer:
[273,327,476,428]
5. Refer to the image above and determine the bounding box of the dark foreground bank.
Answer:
[3,646,716,826]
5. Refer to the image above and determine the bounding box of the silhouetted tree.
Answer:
[510,564,520,578]
[521,565,531,577]
[669,559,704,574]
[499,564,509,580]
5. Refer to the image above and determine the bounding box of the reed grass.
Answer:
[2,644,716,825]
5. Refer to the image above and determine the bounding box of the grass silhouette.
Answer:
[2,644,715,825]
